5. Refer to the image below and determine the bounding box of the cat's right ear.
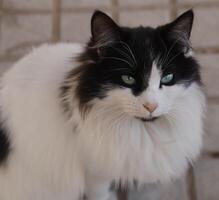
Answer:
[91,10,120,47]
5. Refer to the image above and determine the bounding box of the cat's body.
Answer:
[0,10,205,200]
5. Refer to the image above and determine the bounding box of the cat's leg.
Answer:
[86,178,117,200]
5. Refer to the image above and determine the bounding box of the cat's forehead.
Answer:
[122,27,155,48]
[119,27,158,69]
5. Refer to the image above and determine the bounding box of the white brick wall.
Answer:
[0,0,219,199]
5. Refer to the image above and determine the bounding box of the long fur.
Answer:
[0,43,205,200]
[0,10,205,200]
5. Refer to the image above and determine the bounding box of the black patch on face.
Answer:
[61,10,201,115]
[0,122,10,165]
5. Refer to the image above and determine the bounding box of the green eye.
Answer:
[121,75,136,85]
[161,74,174,84]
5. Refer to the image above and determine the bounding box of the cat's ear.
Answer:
[162,9,194,45]
[168,10,194,39]
[91,10,120,46]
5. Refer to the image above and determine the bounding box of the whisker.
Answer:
[162,63,175,71]
[162,38,181,67]
[157,34,168,66]
[102,56,134,68]
[164,51,183,69]
[142,50,149,82]
[109,46,135,66]
[173,31,191,50]
[91,40,115,49]
[90,40,137,67]
[118,41,137,66]
[165,114,176,127]
[142,61,146,81]
[108,112,126,132]
[163,32,192,68]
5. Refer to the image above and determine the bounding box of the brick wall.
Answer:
[0,0,219,200]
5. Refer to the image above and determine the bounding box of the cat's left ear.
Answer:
[90,10,120,46]
[162,9,194,44]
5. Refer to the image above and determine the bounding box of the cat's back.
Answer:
[1,43,83,89]
[0,43,85,197]
[0,43,85,200]
[0,43,83,165]
[0,43,82,115]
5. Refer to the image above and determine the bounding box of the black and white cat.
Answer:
[0,10,205,200]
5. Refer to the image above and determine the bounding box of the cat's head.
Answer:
[73,10,201,121]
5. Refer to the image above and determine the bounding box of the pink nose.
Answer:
[143,102,158,113]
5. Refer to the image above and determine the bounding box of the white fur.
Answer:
[0,43,205,200]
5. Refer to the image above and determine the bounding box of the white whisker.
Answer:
[118,41,137,66]
[157,34,168,66]
[90,40,137,67]
[109,46,135,66]
[162,38,181,67]
[102,56,133,68]
[164,51,183,70]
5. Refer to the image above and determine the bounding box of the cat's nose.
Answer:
[143,102,158,113]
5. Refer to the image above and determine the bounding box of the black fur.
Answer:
[61,10,201,114]
[0,122,10,165]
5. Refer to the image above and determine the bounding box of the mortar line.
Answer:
[51,0,61,42]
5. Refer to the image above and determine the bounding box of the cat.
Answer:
[0,9,205,200]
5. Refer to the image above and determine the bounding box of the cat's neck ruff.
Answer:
[73,82,205,185]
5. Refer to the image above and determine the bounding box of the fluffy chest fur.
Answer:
[77,83,204,184]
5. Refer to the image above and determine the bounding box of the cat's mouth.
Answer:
[136,116,159,122]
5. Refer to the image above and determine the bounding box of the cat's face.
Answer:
[75,10,201,121]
